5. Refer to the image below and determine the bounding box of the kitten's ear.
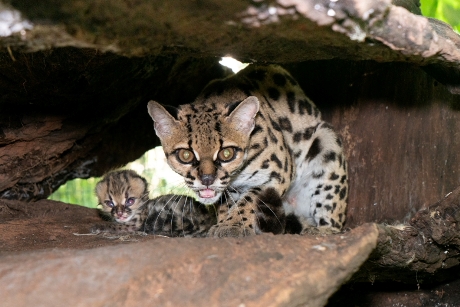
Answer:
[147,101,179,138]
[226,96,260,135]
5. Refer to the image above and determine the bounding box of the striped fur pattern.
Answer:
[93,170,217,237]
[148,65,348,237]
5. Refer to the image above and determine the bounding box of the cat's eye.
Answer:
[126,197,135,206]
[218,147,235,162]
[104,200,114,208]
[177,149,195,164]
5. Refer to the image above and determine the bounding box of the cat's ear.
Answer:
[226,96,260,135]
[147,101,179,138]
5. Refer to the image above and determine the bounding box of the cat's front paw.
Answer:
[207,223,256,238]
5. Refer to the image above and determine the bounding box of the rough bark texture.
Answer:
[350,185,460,284]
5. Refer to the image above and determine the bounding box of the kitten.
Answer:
[93,169,217,237]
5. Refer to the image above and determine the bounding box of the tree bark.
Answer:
[354,186,460,284]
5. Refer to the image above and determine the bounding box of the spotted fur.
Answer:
[93,170,217,237]
[148,65,348,237]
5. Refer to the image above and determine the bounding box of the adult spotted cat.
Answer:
[148,65,348,237]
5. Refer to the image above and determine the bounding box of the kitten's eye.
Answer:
[126,197,135,206]
[177,149,195,164]
[104,200,114,208]
[218,147,235,162]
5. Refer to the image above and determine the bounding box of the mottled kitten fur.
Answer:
[94,170,217,237]
[148,64,348,237]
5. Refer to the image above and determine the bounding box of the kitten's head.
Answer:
[147,97,259,204]
[95,170,149,222]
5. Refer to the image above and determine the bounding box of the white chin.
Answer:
[197,193,221,205]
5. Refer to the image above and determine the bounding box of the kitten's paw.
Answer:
[207,224,256,238]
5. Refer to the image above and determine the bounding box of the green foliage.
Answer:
[48,147,192,208]
[421,0,460,32]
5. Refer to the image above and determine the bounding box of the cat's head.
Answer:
[95,170,149,222]
[147,97,259,204]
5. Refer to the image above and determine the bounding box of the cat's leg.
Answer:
[302,123,348,234]
[207,187,286,238]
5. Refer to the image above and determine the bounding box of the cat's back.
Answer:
[196,65,321,127]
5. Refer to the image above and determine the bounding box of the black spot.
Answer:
[270,171,282,182]
[251,124,263,136]
[268,128,278,143]
[324,205,332,211]
[248,170,259,179]
[331,218,340,229]
[332,203,337,211]
[303,126,316,140]
[339,187,347,200]
[238,209,245,214]
[313,170,324,178]
[313,106,320,117]
[242,217,248,221]
[324,185,332,191]
[287,91,296,113]
[338,213,343,222]
[314,190,320,195]
[278,117,293,132]
[319,218,329,226]
[340,175,347,184]
[270,153,283,169]
[329,172,339,180]
[334,185,341,194]
[316,184,323,189]
[250,143,261,150]
[306,138,322,161]
[298,99,312,115]
[261,159,270,169]
[294,151,302,159]
[269,117,282,131]
[268,87,280,101]
[215,121,221,133]
[273,73,287,86]
[324,151,336,163]
[293,132,302,143]
[326,194,333,200]
[238,83,255,96]
[316,203,322,208]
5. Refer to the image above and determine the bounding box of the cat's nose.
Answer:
[200,174,215,186]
